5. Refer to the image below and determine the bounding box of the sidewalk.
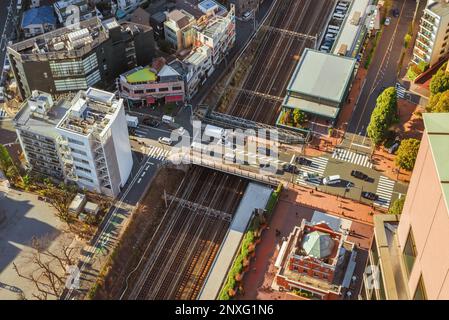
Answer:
[287,183,377,225]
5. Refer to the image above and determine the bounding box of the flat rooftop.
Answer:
[57,88,120,137]
[287,48,356,103]
[332,0,370,56]
[202,17,227,39]
[427,0,449,18]
[8,17,151,60]
[283,96,340,119]
[125,67,157,83]
[184,45,209,66]
[423,113,449,209]
[372,214,409,300]
[13,92,70,139]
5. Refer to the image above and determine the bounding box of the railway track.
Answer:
[122,167,247,300]
[226,0,335,124]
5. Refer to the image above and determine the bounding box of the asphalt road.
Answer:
[0,0,19,70]
[347,0,418,135]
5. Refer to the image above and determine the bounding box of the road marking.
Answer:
[290,154,295,164]
[332,148,372,168]
[295,156,328,186]
[147,146,171,160]
[373,176,396,209]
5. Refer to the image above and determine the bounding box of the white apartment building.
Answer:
[56,88,133,197]
[14,89,133,198]
[413,0,449,66]
[14,91,68,180]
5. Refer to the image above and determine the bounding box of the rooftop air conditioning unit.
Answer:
[54,42,65,50]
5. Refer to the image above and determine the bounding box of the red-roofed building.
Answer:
[275,219,356,300]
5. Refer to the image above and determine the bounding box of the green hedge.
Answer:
[218,184,282,300]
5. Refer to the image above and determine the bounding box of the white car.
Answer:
[242,11,252,21]
[384,17,391,25]
[158,137,173,145]
[177,126,186,135]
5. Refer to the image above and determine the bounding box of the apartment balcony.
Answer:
[420,20,435,34]
[56,136,69,146]
[415,42,429,55]
[421,13,436,25]
[413,48,428,61]
[416,34,432,48]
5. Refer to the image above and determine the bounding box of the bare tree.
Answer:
[12,236,81,300]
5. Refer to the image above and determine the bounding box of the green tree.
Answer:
[404,34,412,48]
[430,63,449,95]
[395,138,420,171]
[0,144,13,171]
[292,109,306,127]
[427,90,449,113]
[367,87,398,145]
[389,197,406,215]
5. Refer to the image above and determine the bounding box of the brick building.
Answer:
[275,219,356,300]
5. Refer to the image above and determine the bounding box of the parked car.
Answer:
[143,117,160,127]
[323,175,341,185]
[158,137,173,145]
[283,164,299,174]
[177,126,186,135]
[388,141,400,154]
[242,11,252,21]
[296,156,312,166]
[351,170,369,181]
[361,191,378,201]
[302,172,322,184]
[392,8,400,18]
[384,17,391,25]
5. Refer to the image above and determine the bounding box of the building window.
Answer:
[75,165,91,173]
[403,228,417,275]
[413,276,427,300]
[68,138,84,146]
[146,88,156,93]
[159,87,169,92]
[134,90,144,94]
[55,78,88,91]
[172,86,182,91]
[70,147,87,156]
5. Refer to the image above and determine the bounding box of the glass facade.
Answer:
[413,276,427,300]
[403,228,417,276]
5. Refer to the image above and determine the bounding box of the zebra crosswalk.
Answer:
[332,148,373,168]
[295,156,329,186]
[395,82,406,99]
[374,176,396,209]
[145,145,171,161]
[0,108,7,118]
